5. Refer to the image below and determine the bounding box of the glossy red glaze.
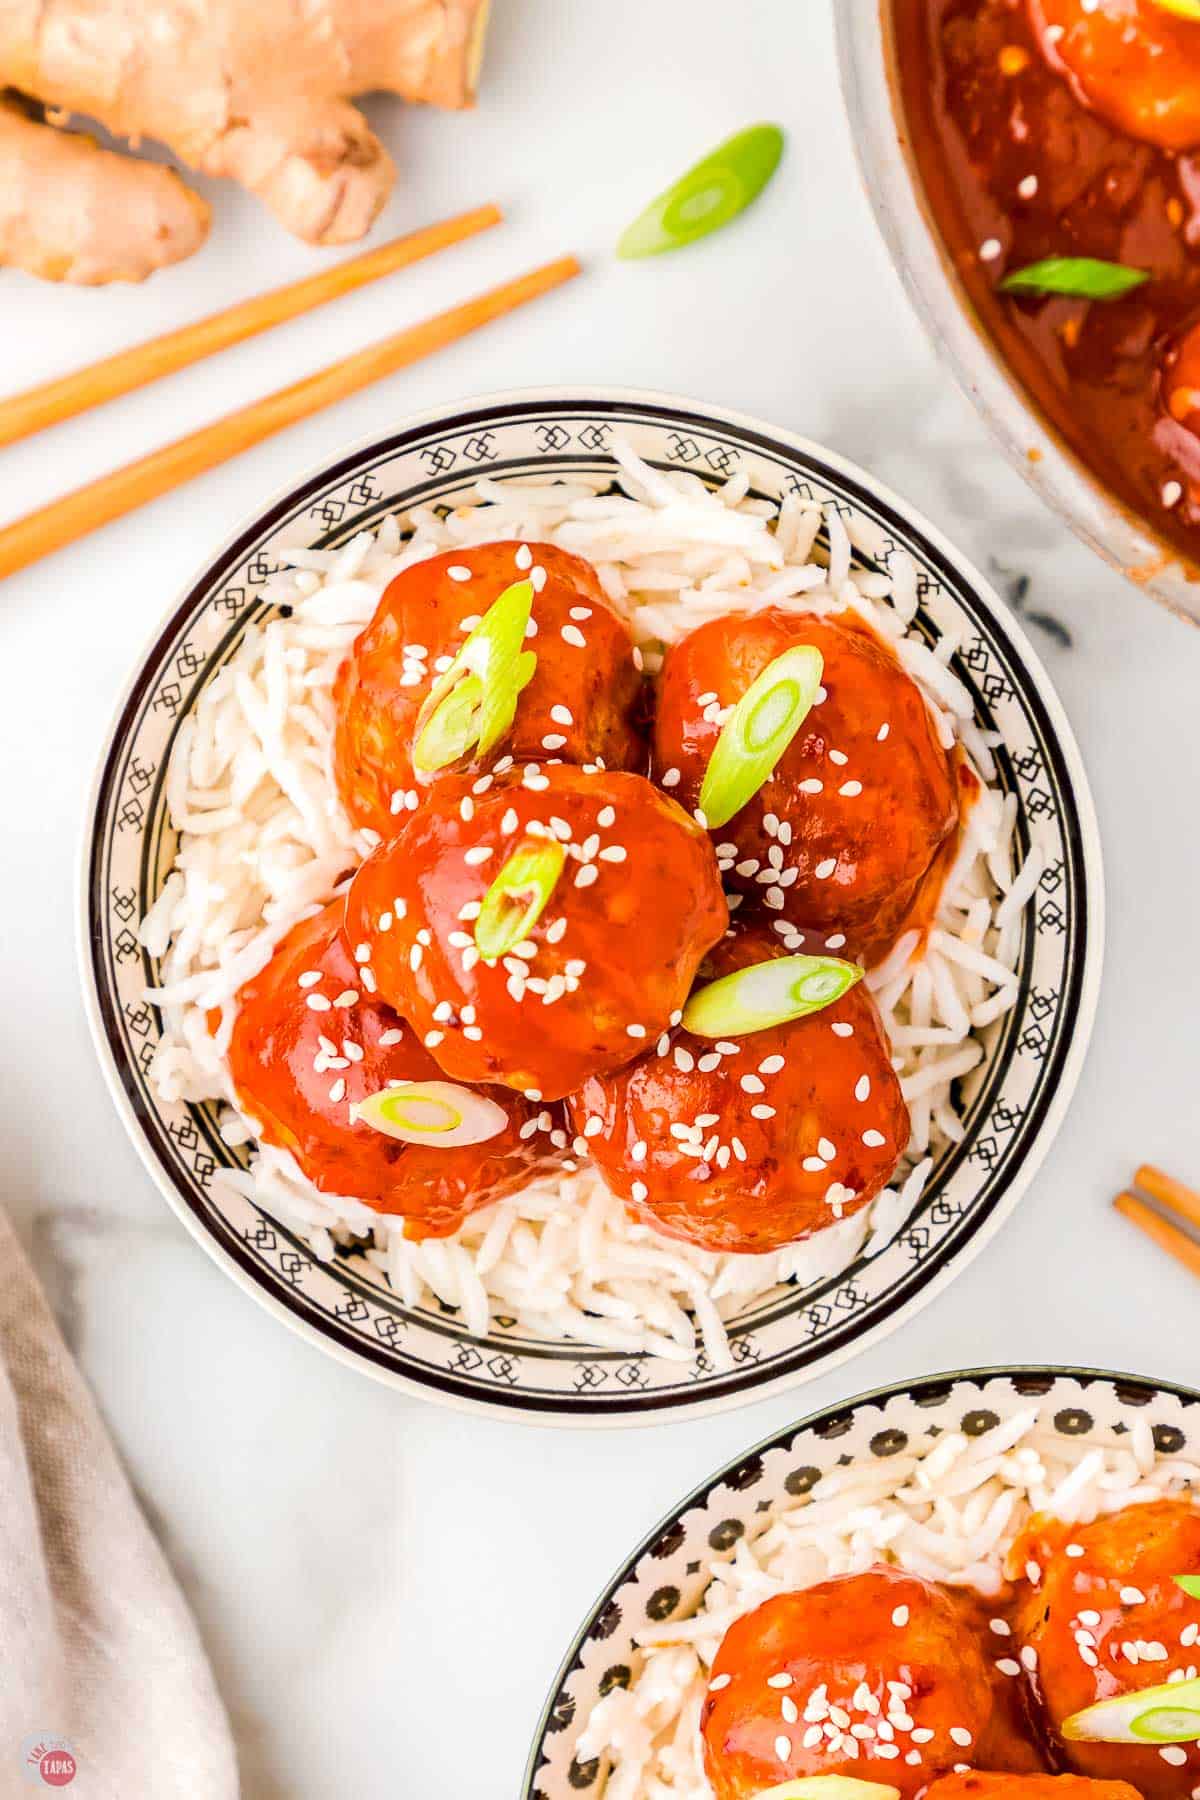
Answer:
[1011,1497,1200,1796]
[926,1774,1143,1798]
[227,902,560,1237]
[332,540,644,835]
[570,923,908,1254]
[701,1567,996,1799]
[1030,0,1200,153]
[344,766,728,1103]
[653,609,958,966]
[895,0,1200,557]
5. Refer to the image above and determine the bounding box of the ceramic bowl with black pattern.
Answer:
[80,391,1103,1422]
[525,1365,1200,1793]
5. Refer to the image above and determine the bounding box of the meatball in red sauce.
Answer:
[333,541,644,836]
[1011,1498,1200,1798]
[228,902,560,1237]
[926,1777,1142,1799]
[570,924,908,1254]
[345,765,727,1103]
[653,609,960,966]
[701,1567,997,1800]
[1029,0,1200,154]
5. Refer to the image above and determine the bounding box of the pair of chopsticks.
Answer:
[0,205,580,582]
[1115,1165,1200,1279]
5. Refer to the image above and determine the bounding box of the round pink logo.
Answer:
[37,1750,76,1787]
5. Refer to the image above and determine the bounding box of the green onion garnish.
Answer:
[752,1779,901,1800]
[1062,1673,1200,1744]
[683,953,862,1039]
[618,123,785,259]
[474,838,567,962]
[999,257,1150,301]
[1175,1574,1200,1598]
[412,579,536,774]
[697,645,824,829]
[350,1081,506,1147]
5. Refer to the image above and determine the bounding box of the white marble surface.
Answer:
[1,3,1198,1795]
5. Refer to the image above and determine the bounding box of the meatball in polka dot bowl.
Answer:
[82,392,1102,1421]
[528,1367,1200,1794]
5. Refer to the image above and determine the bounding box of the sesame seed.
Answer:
[980,236,1003,261]
[1020,1646,1038,1671]
[561,625,587,648]
[447,565,472,582]
[1163,481,1184,510]
[1026,1561,1042,1585]
[599,845,627,863]
[950,1728,972,1747]
[424,1030,444,1048]
[1018,173,1038,199]
[802,1155,828,1173]
[631,1180,648,1202]
[854,1075,871,1102]
[877,723,889,741]
[996,1658,1021,1677]
[1121,1586,1147,1606]
[839,780,863,797]
[661,767,681,788]
[709,1673,731,1692]
[759,1055,785,1074]
[306,994,332,1012]
[627,1023,647,1038]
[799,777,823,794]
[542,734,567,751]
[379,1028,404,1047]
[829,749,849,766]
[464,846,493,866]
[815,858,837,880]
[515,543,533,570]
[892,1605,909,1628]
[741,1074,765,1094]
[575,865,599,889]
[832,1022,854,1038]
[863,1129,887,1148]
[989,1619,1011,1636]
[750,1104,776,1120]
[1160,1747,1188,1767]
[298,970,322,988]
[774,1736,790,1764]
[818,1136,837,1161]
[1065,1543,1085,1557]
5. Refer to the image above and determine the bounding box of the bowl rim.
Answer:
[522,1360,1200,1792]
[77,383,1105,1427]
[834,0,1200,626]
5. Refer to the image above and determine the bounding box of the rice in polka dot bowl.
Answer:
[81,392,1102,1421]
[526,1367,1200,1796]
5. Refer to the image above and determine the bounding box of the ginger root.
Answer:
[0,97,209,283]
[0,0,489,284]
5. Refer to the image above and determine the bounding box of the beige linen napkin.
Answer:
[0,1208,238,1799]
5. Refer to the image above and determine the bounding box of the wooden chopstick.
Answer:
[1114,1189,1200,1280]
[0,254,580,583]
[1134,1163,1200,1232]
[0,204,503,453]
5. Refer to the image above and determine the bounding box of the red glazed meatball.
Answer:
[570,924,908,1254]
[228,902,560,1237]
[1029,0,1200,153]
[701,1567,997,1800]
[926,1777,1142,1799]
[1011,1498,1200,1798]
[653,609,960,966]
[333,540,644,835]
[344,765,727,1103]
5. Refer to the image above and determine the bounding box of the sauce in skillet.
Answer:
[893,0,1200,565]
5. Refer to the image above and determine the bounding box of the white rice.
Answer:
[577,1409,1200,1800]
[139,442,1036,1367]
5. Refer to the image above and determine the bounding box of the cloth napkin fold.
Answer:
[0,1208,238,1798]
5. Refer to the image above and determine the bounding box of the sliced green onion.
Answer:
[412,579,536,774]
[1062,1674,1200,1744]
[697,645,824,829]
[683,953,862,1038]
[1175,1574,1200,1598]
[349,1081,506,1148]
[474,838,567,962]
[618,123,785,259]
[753,1779,901,1800]
[1152,0,1200,19]
[999,257,1150,301]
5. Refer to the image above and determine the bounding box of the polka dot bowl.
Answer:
[525,1365,1200,1792]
